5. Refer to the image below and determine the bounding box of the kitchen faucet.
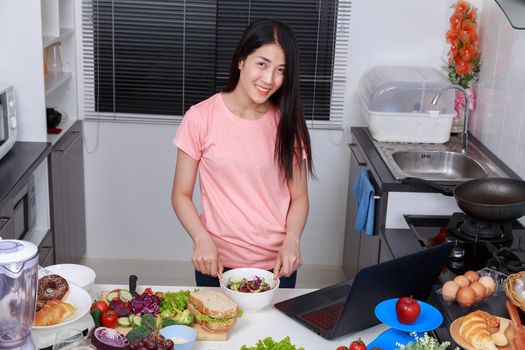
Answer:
[431,84,470,153]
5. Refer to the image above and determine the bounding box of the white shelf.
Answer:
[42,27,74,48]
[47,118,76,145]
[45,71,72,95]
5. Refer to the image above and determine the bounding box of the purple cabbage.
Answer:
[130,293,161,315]
[92,327,129,350]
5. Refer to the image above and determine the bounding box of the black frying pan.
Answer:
[401,177,525,221]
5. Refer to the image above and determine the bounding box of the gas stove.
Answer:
[404,213,525,276]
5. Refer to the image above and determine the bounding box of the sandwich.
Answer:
[187,290,242,333]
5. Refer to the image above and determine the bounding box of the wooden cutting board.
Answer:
[450,316,523,350]
[114,324,228,341]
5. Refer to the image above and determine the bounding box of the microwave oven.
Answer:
[0,82,17,161]
[0,175,36,241]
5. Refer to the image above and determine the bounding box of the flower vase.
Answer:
[451,88,474,134]
[451,104,465,134]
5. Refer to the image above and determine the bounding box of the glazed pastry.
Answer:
[37,274,69,301]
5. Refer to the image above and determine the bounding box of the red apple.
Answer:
[395,296,421,324]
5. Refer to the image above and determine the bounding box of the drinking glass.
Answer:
[47,43,64,73]
[52,328,86,350]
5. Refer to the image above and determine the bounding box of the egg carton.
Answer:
[477,267,508,290]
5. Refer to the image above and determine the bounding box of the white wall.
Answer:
[0,0,50,234]
[82,0,468,265]
[470,0,525,179]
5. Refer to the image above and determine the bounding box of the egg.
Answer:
[442,280,460,302]
[469,281,487,302]
[456,286,476,308]
[464,270,480,283]
[479,276,497,296]
[454,275,470,288]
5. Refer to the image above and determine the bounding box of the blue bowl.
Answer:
[159,325,197,350]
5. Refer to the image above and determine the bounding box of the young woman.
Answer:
[171,19,313,288]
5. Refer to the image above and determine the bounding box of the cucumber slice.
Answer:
[119,290,133,302]
[106,291,119,302]
[118,316,131,327]
[132,315,142,327]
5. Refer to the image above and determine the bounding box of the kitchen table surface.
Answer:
[93,284,390,349]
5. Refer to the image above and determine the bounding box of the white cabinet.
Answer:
[41,0,78,141]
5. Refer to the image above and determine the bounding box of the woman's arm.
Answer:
[273,159,309,279]
[172,149,223,277]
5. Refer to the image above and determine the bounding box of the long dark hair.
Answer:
[224,19,313,180]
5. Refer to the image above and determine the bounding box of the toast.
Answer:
[187,290,240,333]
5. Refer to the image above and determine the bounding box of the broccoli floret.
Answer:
[141,314,158,331]
[126,326,152,344]
[161,317,177,328]
[174,309,195,326]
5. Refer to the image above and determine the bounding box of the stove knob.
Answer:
[451,246,465,260]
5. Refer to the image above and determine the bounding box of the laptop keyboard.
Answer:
[299,302,344,330]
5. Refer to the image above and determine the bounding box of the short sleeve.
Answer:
[173,107,203,160]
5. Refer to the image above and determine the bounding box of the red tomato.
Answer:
[144,287,153,294]
[349,338,366,350]
[395,296,421,324]
[101,310,118,328]
[336,347,349,350]
[90,300,109,314]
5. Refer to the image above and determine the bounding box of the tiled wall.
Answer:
[471,0,525,177]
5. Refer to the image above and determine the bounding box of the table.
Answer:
[93,284,389,350]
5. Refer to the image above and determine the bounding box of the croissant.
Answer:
[459,311,499,350]
[33,299,76,326]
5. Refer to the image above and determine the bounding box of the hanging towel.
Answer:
[352,169,376,236]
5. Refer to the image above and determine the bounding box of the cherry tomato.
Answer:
[101,310,118,328]
[144,287,153,294]
[349,338,366,350]
[90,300,109,314]
[336,347,349,350]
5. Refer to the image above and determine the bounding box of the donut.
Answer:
[38,274,69,301]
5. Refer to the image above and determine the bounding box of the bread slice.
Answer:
[189,290,239,319]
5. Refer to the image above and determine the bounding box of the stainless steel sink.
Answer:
[371,133,507,181]
[392,151,487,180]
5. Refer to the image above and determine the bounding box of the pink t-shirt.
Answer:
[174,93,290,269]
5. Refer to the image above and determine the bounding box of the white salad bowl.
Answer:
[220,267,279,311]
[44,264,96,293]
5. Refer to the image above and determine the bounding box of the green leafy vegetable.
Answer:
[194,309,243,323]
[160,290,192,315]
[240,336,304,350]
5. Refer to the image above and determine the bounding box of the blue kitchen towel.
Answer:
[352,169,375,235]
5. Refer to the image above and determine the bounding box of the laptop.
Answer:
[274,242,454,340]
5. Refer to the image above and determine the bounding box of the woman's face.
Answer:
[237,43,286,105]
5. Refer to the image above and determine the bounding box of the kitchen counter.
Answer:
[93,284,390,349]
[0,141,51,207]
[351,127,521,193]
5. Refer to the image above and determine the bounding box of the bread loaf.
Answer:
[459,311,499,350]
[33,299,76,326]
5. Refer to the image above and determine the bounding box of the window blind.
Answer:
[81,0,351,128]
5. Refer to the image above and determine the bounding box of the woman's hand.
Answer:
[192,235,223,277]
[273,236,302,279]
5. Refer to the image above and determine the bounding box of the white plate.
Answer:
[33,284,92,330]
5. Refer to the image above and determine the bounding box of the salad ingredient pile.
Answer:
[227,276,272,293]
